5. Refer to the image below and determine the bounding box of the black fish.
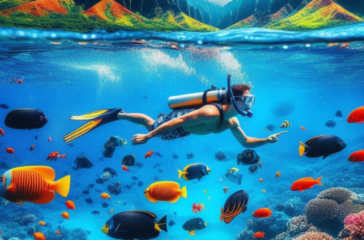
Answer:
[168,219,175,226]
[299,135,346,159]
[82,190,90,195]
[88,184,95,189]
[91,210,100,215]
[102,202,109,208]
[325,120,336,128]
[5,108,48,130]
[103,167,118,177]
[248,165,258,173]
[34,133,39,140]
[0,104,9,109]
[73,155,93,170]
[172,154,179,159]
[85,198,93,204]
[334,110,343,117]
[220,190,249,224]
[102,211,167,239]
[182,218,207,235]
[215,151,226,161]
[137,181,143,187]
[187,153,194,159]
[237,149,260,165]
[158,169,163,173]
[125,185,131,190]
[153,152,163,157]
[265,124,275,132]
[122,154,136,166]
[96,178,104,184]
[131,176,138,180]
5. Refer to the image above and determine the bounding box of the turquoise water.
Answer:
[0,24,364,240]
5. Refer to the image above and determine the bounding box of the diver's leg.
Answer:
[118,113,154,130]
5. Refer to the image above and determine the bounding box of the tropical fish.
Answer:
[347,106,364,124]
[220,190,249,224]
[334,110,343,117]
[48,137,52,143]
[253,208,272,218]
[101,193,111,199]
[192,203,205,213]
[253,232,265,238]
[61,212,69,219]
[122,154,136,166]
[237,149,260,165]
[265,124,275,132]
[229,167,239,173]
[122,165,129,172]
[299,135,346,159]
[109,208,114,215]
[280,120,291,128]
[223,186,229,194]
[224,168,243,185]
[0,104,9,109]
[300,126,307,131]
[33,232,46,240]
[12,78,23,84]
[0,128,4,137]
[144,181,187,203]
[56,230,61,235]
[259,178,264,182]
[348,150,364,162]
[102,211,167,239]
[65,200,76,210]
[178,163,210,181]
[276,172,281,178]
[0,166,70,205]
[183,218,207,236]
[5,109,47,130]
[47,151,59,161]
[291,177,323,191]
[262,189,266,193]
[145,150,154,159]
[204,190,208,194]
[39,221,46,226]
[325,120,336,128]
[6,148,14,154]
[29,145,35,151]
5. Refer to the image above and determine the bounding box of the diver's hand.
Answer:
[131,134,149,145]
[266,131,288,143]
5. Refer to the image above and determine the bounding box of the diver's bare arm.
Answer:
[230,126,269,148]
[146,107,219,139]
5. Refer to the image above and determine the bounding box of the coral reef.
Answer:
[318,188,353,204]
[306,199,339,223]
[344,211,364,239]
[18,214,37,226]
[293,231,334,240]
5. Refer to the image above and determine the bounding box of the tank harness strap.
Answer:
[202,90,212,105]
[211,103,224,128]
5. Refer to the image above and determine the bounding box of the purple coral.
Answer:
[344,211,364,238]
[293,231,334,240]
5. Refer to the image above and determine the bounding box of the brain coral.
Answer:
[293,231,334,240]
[305,199,338,222]
[317,188,352,204]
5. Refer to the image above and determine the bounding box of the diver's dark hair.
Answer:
[232,84,250,96]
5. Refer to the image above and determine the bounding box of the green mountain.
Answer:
[267,0,363,30]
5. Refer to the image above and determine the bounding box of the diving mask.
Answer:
[233,94,255,117]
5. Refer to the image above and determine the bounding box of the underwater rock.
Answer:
[271,101,295,117]
[293,231,334,240]
[215,151,227,161]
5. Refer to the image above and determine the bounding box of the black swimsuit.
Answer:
[150,103,224,140]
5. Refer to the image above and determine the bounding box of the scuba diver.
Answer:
[63,75,287,146]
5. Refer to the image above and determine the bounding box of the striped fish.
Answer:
[0,166,70,205]
[280,120,291,128]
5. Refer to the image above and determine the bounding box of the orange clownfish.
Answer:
[101,193,111,199]
[291,177,323,192]
[145,150,154,159]
[253,208,272,218]
[65,200,76,210]
[33,232,46,240]
[61,212,70,219]
[347,106,364,124]
[0,166,70,205]
[6,148,14,154]
[0,128,4,137]
[253,232,265,238]
[122,165,129,172]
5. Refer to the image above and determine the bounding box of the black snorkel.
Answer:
[226,74,253,118]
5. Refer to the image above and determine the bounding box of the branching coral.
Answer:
[344,211,364,238]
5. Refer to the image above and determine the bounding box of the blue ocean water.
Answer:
[0,23,364,240]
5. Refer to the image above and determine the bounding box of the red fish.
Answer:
[300,126,307,131]
[61,212,69,219]
[58,154,67,158]
[65,200,76,210]
[192,203,205,213]
[0,128,4,137]
[47,151,59,161]
[122,165,129,172]
[253,232,265,238]
[253,208,272,218]
[56,230,61,235]
[48,137,52,143]
[6,148,14,154]
[347,106,364,124]
[291,177,323,192]
[29,145,35,151]
[12,78,23,84]
[348,150,364,162]
[145,150,154,159]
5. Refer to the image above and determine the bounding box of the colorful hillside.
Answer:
[0,0,70,17]
[268,0,363,30]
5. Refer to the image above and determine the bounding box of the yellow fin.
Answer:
[178,169,187,179]
[30,191,55,204]
[188,230,196,236]
[154,223,161,232]
[12,166,56,181]
[203,222,207,227]
[50,175,70,197]
[145,192,158,203]
[299,142,306,157]
[180,186,187,199]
